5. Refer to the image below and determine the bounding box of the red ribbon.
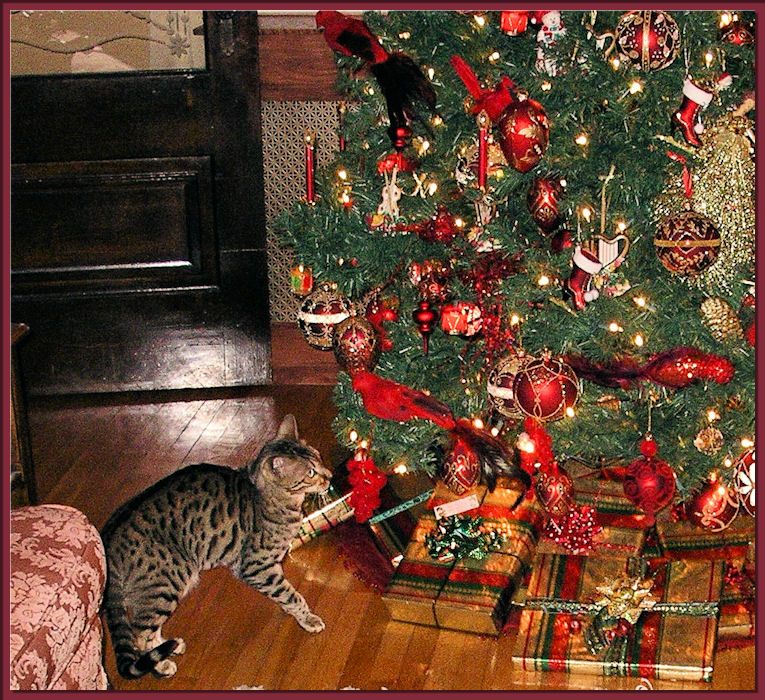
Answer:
[450,55,515,122]
[667,150,693,199]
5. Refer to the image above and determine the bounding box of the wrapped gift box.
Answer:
[513,553,725,681]
[383,481,544,635]
[718,564,755,641]
[654,507,755,561]
[291,487,355,549]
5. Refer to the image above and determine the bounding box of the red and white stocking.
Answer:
[672,74,732,147]
[565,246,603,310]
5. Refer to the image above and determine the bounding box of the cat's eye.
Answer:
[308,468,316,478]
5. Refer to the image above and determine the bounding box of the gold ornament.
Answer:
[593,574,656,624]
[694,426,725,455]
[654,113,755,302]
[596,394,622,412]
[700,296,744,341]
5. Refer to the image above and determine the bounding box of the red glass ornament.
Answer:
[551,228,573,254]
[442,438,481,495]
[496,96,550,173]
[332,316,381,375]
[418,204,460,245]
[527,177,563,233]
[654,210,721,277]
[535,465,575,518]
[719,20,754,45]
[688,478,740,532]
[733,448,755,517]
[623,452,675,526]
[512,355,579,422]
[440,301,482,337]
[644,347,735,388]
[366,295,398,352]
[412,301,438,355]
[614,10,681,72]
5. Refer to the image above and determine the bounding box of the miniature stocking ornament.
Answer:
[565,245,603,309]
[672,74,732,147]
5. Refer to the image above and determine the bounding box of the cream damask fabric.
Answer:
[10,504,108,690]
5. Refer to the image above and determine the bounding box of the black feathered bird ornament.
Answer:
[316,11,438,148]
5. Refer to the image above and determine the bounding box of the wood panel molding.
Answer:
[258,29,343,101]
[11,156,217,296]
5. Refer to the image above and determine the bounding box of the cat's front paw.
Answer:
[153,659,178,678]
[296,611,325,633]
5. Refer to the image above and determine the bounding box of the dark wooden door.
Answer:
[11,12,271,396]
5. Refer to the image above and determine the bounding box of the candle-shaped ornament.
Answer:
[290,263,314,296]
[477,110,489,191]
[304,132,316,203]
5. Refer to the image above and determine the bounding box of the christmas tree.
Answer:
[279,10,755,525]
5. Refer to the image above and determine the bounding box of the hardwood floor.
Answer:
[24,379,755,690]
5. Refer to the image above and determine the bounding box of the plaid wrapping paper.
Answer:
[513,553,725,681]
[654,507,755,560]
[291,489,355,549]
[383,481,543,634]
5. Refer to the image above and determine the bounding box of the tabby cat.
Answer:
[101,414,331,679]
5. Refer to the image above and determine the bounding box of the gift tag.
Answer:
[433,493,481,519]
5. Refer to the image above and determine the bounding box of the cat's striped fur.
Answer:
[101,414,331,679]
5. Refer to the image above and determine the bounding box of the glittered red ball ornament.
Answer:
[551,228,573,254]
[732,448,755,517]
[615,10,681,72]
[527,177,563,233]
[512,355,579,422]
[496,95,550,173]
[535,465,575,518]
[654,210,721,277]
[623,450,675,526]
[332,315,381,374]
[687,478,740,532]
[418,204,461,245]
[442,438,481,495]
[297,282,352,349]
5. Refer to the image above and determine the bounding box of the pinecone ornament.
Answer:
[700,297,743,341]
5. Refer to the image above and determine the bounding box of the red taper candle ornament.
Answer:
[304,132,316,203]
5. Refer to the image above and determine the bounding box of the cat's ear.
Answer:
[276,414,299,441]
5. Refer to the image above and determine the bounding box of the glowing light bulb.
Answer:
[419,139,430,155]
[575,133,589,146]
[633,296,646,308]
[724,457,733,468]
[489,51,500,62]
[634,333,644,347]
[611,57,621,69]
[427,182,438,196]
[616,220,627,232]
[609,322,622,333]
[541,81,552,91]
[510,314,520,326]
[359,439,369,449]
[538,275,550,286]
[433,115,443,126]
[454,217,464,228]
[720,12,732,27]
[565,406,576,418]
[349,429,358,442]
[517,433,535,453]
[494,168,504,179]
[629,80,642,94]
[398,31,411,40]
[394,463,408,474]
[559,178,567,188]
[338,169,348,180]
[366,86,375,96]
[473,418,485,430]
[707,410,720,423]
[337,257,345,265]
[490,426,500,437]
[705,51,714,68]
[581,206,592,222]
[427,67,435,80]
[474,14,486,27]
[741,438,754,448]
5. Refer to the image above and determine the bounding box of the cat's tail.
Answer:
[116,639,178,679]
[104,576,178,678]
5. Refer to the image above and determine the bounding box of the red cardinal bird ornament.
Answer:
[316,11,438,147]
[351,370,531,501]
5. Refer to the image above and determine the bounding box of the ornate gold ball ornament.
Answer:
[614,10,681,71]
[486,351,527,418]
[297,282,352,349]
[654,114,755,300]
[700,297,744,341]
[332,315,381,374]
[693,426,725,455]
[653,209,721,277]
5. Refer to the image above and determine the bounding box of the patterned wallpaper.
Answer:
[262,101,340,323]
